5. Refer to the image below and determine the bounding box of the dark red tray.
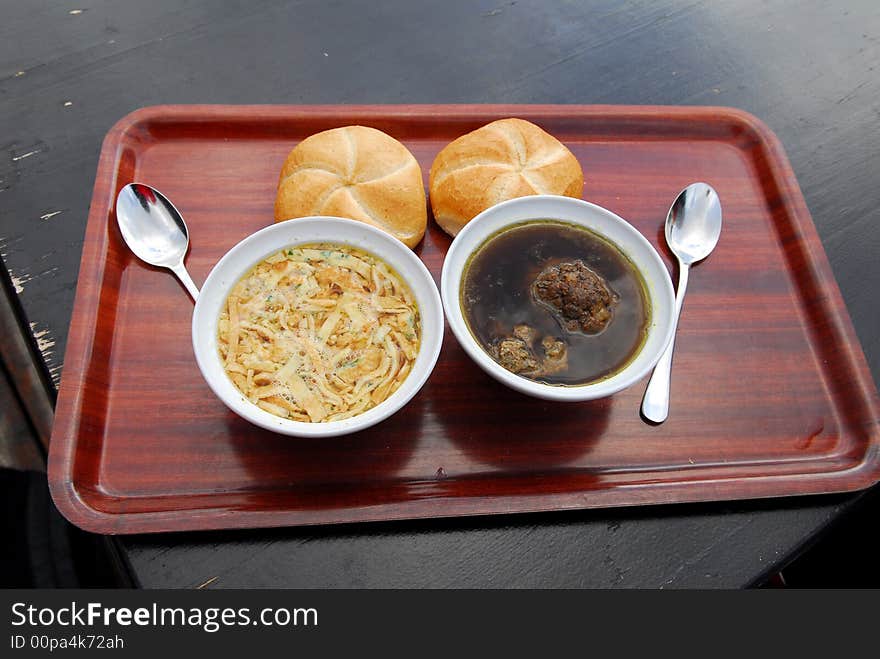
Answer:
[48,105,880,534]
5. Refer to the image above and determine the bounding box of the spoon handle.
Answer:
[641,261,690,423]
[169,262,200,302]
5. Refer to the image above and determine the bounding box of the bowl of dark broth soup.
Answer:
[440,195,676,401]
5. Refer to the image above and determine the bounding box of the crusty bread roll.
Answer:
[429,118,583,236]
[275,126,427,248]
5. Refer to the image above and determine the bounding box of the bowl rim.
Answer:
[192,216,444,437]
[440,194,676,401]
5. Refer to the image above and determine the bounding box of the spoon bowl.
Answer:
[666,182,723,265]
[115,183,200,300]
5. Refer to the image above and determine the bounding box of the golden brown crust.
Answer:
[428,118,584,236]
[274,126,427,248]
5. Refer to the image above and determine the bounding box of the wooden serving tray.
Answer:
[48,105,880,534]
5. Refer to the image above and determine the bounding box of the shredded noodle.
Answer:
[218,243,421,422]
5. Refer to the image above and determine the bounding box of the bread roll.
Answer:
[429,118,583,236]
[275,126,427,248]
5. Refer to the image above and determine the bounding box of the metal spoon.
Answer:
[641,182,722,423]
[115,183,200,301]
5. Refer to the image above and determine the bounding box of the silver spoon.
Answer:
[641,182,722,423]
[115,183,200,301]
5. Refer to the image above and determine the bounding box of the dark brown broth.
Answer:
[461,221,649,385]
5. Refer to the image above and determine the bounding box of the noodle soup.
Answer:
[218,243,421,422]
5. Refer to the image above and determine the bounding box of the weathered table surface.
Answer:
[3,0,878,587]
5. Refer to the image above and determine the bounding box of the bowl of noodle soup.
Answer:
[192,217,443,437]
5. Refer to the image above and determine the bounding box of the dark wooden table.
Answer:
[3,0,878,588]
